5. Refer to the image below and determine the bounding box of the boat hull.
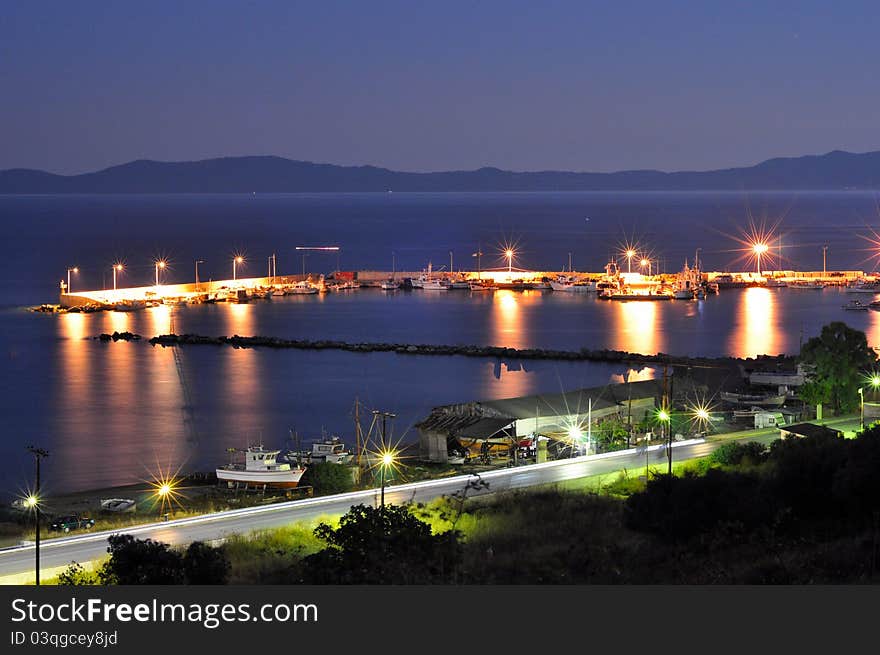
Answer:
[216,467,305,488]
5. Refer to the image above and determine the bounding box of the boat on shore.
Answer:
[216,445,307,489]
[720,391,787,407]
[100,498,136,513]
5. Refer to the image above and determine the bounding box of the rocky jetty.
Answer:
[97,331,142,342]
[134,332,769,368]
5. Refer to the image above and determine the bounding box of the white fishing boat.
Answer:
[846,282,880,293]
[468,280,492,291]
[549,275,596,293]
[287,281,318,295]
[788,280,825,290]
[304,437,354,464]
[216,446,307,489]
[380,278,399,290]
[422,278,449,290]
[720,391,787,407]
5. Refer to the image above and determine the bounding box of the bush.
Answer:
[183,541,230,584]
[98,534,184,585]
[56,562,98,586]
[299,504,462,584]
[709,441,768,467]
[299,462,354,495]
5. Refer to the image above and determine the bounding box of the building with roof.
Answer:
[416,379,662,463]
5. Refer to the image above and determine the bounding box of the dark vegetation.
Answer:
[57,426,880,585]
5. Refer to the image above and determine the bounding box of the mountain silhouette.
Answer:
[2,150,879,193]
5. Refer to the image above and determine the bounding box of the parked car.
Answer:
[49,515,95,533]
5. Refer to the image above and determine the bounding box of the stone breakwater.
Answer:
[94,331,786,368]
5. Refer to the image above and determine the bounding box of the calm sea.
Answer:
[1,191,879,495]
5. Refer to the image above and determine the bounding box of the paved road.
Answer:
[0,418,854,582]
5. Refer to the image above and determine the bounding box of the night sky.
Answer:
[1,1,878,174]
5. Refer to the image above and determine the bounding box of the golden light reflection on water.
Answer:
[730,287,781,358]
[608,300,663,355]
[221,302,261,442]
[227,302,253,336]
[486,290,538,397]
[146,304,173,335]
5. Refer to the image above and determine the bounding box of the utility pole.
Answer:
[26,446,49,586]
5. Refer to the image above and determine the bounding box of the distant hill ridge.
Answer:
[2,149,880,193]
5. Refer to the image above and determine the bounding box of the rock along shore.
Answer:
[94,331,780,368]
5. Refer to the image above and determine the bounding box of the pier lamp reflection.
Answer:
[611,300,661,355]
[492,290,523,348]
[732,287,779,358]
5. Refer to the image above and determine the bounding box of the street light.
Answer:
[233,256,244,281]
[752,243,769,277]
[380,450,396,509]
[66,267,79,294]
[859,375,880,430]
[112,263,123,291]
[155,260,167,287]
[505,249,514,273]
[626,249,636,273]
[25,446,49,586]
[656,408,672,474]
[195,260,204,291]
[640,258,652,276]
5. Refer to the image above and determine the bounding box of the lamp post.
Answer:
[823,245,828,276]
[656,409,672,474]
[26,446,49,586]
[112,263,123,291]
[155,260,166,287]
[860,375,880,431]
[752,243,768,277]
[195,260,204,291]
[373,410,396,508]
[233,256,243,281]
[505,249,514,273]
[640,258,652,277]
[626,249,636,273]
[66,267,79,294]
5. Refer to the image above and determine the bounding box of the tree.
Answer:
[299,504,462,584]
[798,322,876,414]
[98,534,184,585]
[595,416,630,451]
[183,541,230,584]
[298,461,354,495]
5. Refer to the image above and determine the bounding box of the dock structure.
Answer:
[416,380,662,464]
[55,266,871,308]
[58,274,305,308]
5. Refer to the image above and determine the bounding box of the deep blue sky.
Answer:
[1,1,878,174]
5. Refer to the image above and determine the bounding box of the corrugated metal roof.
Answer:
[417,380,662,435]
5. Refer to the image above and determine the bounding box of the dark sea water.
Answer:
[2,191,879,495]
